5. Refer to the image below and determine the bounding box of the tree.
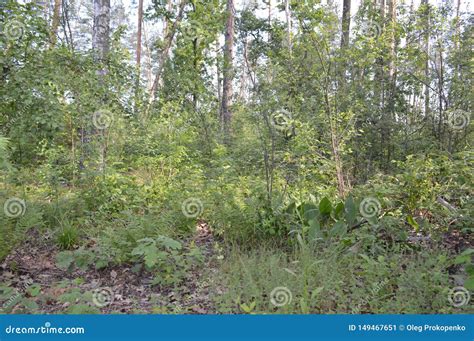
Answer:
[147,0,187,109]
[421,0,430,127]
[93,0,110,62]
[136,0,144,68]
[285,0,292,53]
[50,0,61,47]
[91,0,111,172]
[340,0,351,48]
[220,0,235,139]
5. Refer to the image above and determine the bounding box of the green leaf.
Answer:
[95,259,109,270]
[359,254,372,263]
[406,215,419,230]
[308,219,321,240]
[454,249,474,265]
[56,251,74,270]
[240,303,251,313]
[21,298,39,312]
[240,301,256,313]
[311,287,324,300]
[144,248,163,268]
[303,203,319,222]
[334,202,345,219]
[319,197,332,215]
[26,284,41,297]
[464,277,474,291]
[296,233,305,248]
[66,304,100,314]
[157,235,182,250]
[465,264,474,276]
[344,195,357,224]
[300,298,309,314]
[58,288,82,303]
[285,202,296,214]
[330,221,347,237]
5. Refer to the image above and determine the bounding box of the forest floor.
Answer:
[0,222,223,314]
[0,221,471,314]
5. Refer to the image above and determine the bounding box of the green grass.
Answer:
[215,241,462,314]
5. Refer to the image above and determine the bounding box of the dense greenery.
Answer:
[0,0,472,314]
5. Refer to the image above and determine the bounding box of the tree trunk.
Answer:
[216,39,222,107]
[93,0,110,62]
[340,0,351,48]
[268,0,271,27]
[134,0,144,111]
[436,45,446,144]
[92,0,110,172]
[61,0,75,50]
[220,0,234,139]
[454,0,462,77]
[284,0,292,53]
[421,0,431,128]
[136,0,143,67]
[50,0,61,47]
[239,37,249,101]
[388,0,397,82]
[386,0,397,165]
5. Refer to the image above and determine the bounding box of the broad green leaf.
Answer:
[308,219,321,240]
[344,195,357,224]
[319,197,332,215]
[303,202,319,222]
[21,298,39,312]
[464,277,474,291]
[334,202,344,219]
[285,202,296,214]
[330,221,347,237]
[157,235,182,250]
[454,249,474,265]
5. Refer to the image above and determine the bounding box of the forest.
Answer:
[0,0,472,315]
